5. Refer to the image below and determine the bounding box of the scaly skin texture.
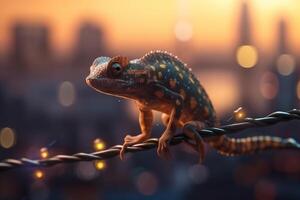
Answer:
[86,50,297,162]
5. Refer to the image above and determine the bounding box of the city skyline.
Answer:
[0,0,300,55]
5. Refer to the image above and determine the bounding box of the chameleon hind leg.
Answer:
[162,114,206,162]
[120,106,153,160]
[182,121,206,163]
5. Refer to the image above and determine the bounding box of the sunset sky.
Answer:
[0,0,300,54]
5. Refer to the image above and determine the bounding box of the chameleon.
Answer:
[86,50,299,161]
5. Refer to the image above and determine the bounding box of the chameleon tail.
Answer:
[208,135,300,156]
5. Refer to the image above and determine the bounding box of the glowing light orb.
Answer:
[95,160,106,170]
[136,171,158,195]
[234,107,246,121]
[34,170,44,179]
[174,20,193,42]
[276,54,296,76]
[0,127,16,149]
[58,81,76,107]
[260,72,279,100]
[93,138,105,151]
[236,45,258,68]
[40,147,49,159]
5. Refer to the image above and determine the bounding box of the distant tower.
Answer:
[73,22,106,67]
[270,18,297,110]
[235,0,259,113]
[11,23,51,71]
[238,0,251,45]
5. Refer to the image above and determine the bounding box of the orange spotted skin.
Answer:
[139,51,217,126]
[86,50,299,159]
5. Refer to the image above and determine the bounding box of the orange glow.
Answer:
[1,1,300,53]
[0,127,16,149]
[233,107,246,121]
[40,147,49,159]
[236,45,258,68]
[94,160,106,170]
[93,138,105,151]
[260,72,279,100]
[34,170,44,179]
[174,20,193,42]
[198,70,240,115]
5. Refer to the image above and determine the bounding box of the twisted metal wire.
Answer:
[0,109,300,172]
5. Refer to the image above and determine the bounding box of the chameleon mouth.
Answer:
[86,77,129,93]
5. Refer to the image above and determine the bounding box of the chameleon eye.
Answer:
[112,63,122,71]
[111,62,123,77]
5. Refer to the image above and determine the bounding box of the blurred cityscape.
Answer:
[0,1,300,200]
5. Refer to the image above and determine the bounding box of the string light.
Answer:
[34,170,44,179]
[94,160,106,170]
[93,138,105,151]
[234,107,246,121]
[40,147,49,159]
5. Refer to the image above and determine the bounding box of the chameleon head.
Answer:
[86,55,147,98]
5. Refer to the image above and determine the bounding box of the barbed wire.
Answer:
[0,109,300,172]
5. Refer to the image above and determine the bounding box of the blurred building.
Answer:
[270,19,298,111]
[10,23,52,72]
[73,22,107,68]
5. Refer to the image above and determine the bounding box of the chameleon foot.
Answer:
[183,122,206,163]
[120,134,148,160]
[157,132,172,159]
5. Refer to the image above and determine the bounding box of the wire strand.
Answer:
[0,109,300,172]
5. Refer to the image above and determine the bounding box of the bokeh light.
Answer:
[174,20,193,42]
[76,162,97,181]
[297,80,300,100]
[236,45,258,68]
[187,164,209,184]
[0,127,16,149]
[93,138,105,151]
[136,171,158,196]
[276,54,296,76]
[40,147,49,159]
[94,160,106,170]
[34,170,44,180]
[58,81,76,107]
[260,71,279,100]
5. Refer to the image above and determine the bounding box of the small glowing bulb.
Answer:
[234,107,246,121]
[94,138,105,151]
[40,147,49,159]
[95,160,106,170]
[34,170,44,179]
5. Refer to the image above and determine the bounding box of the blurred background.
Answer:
[0,0,300,199]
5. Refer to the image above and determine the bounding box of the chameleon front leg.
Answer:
[150,83,184,157]
[120,106,153,160]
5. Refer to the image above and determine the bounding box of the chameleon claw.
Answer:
[120,143,128,160]
[157,134,172,159]
[120,134,149,160]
